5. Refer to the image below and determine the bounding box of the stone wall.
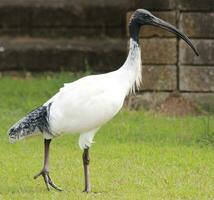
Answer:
[0,0,213,111]
[0,0,132,71]
[127,0,214,112]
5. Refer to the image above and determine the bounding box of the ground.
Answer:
[0,73,213,200]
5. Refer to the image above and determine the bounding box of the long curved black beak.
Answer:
[150,17,199,56]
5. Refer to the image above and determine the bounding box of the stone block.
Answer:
[180,66,214,92]
[0,37,126,72]
[180,12,214,38]
[0,0,134,8]
[141,65,177,90]
[127,11,177,38]
[0,7,122,28]
[178,0,214,11]
[0,27,124,38]
[125,93,170,110]
[183,93,214,112]
[140,38,177,64]
[125,92,214,112]
[179,39,214,65]
[133,0,176,10]
[0,0,133,37]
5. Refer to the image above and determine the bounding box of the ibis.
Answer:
[8,9,199,192]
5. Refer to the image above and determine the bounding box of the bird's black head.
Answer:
[129,9,199,56]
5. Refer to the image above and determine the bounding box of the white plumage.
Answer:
[44,39,141,149]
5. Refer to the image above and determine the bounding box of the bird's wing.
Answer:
[46,74,124,134]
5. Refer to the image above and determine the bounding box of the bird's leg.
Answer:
[34,139,62,191]
[82,148,91,193]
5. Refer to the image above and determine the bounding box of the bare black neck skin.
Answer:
[129,19,140,44]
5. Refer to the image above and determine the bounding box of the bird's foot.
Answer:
[34,170,63,191]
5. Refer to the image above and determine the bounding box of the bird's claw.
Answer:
[34,170,63,191]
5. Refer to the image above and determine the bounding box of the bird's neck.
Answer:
[117,38,142,95]
[129,19,140,44]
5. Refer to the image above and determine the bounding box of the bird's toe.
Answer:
[34,170,63,192]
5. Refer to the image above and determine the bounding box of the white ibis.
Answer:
[8,9,199,192]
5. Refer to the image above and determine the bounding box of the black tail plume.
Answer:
[8,104,52,143]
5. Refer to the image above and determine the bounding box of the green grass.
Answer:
[0,73,213,200]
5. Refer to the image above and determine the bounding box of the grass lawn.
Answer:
[0,73,213,200]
